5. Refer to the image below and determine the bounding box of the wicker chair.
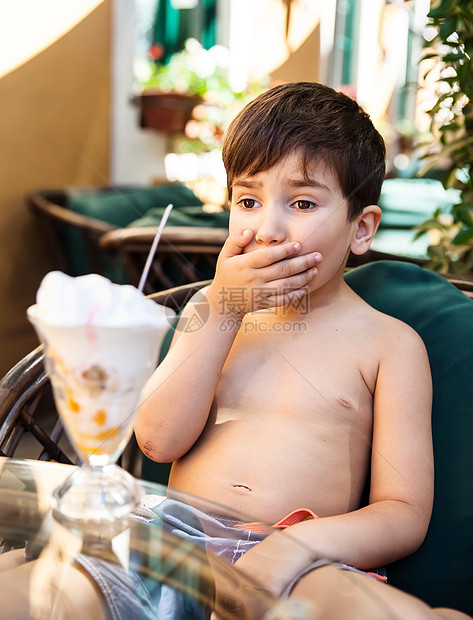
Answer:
[100,226,227,295]
[27,190,115,277]
[1,267,472,467]
[0,346,75,464]
[0,281,210,474]
[28,189,228,293]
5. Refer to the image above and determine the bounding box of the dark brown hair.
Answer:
[222,82,386,220]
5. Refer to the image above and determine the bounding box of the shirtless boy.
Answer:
[135,82,468,619]
[0,82,466,619]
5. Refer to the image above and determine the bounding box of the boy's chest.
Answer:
[216,320,376,426]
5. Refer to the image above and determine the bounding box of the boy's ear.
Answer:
[350,205,382,255]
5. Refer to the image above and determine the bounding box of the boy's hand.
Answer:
[207,229,321,316]
[231,529,316,597]
[210,566,274,620]
[210,529,316,619]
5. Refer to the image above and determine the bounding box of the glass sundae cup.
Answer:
[27,272,175,526]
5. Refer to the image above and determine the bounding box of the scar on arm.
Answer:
[143,440,156,456]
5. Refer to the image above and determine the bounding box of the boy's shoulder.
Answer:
[353,292,426,350]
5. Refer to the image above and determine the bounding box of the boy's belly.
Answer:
[168,410,371,524]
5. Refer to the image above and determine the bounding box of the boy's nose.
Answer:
[255,212,287,246]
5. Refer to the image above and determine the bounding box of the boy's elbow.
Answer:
[134,411,163,463]
[404,503,432,556]
[134,414,184,463]
[134,428,174,464]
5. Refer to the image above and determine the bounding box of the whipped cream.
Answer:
[30,271,166,328]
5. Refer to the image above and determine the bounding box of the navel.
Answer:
[232,483,253,493]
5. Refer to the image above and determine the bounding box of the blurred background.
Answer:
[0,0,464,374]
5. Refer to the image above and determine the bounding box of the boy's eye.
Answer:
[292,200,316,210]
[238,198,260,209]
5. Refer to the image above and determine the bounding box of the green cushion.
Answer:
[378,178,460,229]
[142,261,473,614]
[61,184,203,278]
[127,206,229,229]
[67,184,203,228]
[345,261,473,614]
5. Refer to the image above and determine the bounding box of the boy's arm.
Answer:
[135,229,319,463]
[233,322,434,595]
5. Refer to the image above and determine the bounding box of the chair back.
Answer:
[345,261,473,614]
[100,226,226,295]
[0,346,75,463]
[149,265,473,614]
[28,190,115,276]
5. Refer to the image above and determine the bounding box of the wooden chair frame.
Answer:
[100,226,227,294]
[0,346,74,463]
[28,189,228,294]
[27,190,115,276]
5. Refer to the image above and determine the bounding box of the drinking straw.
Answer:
[138,203,174,292]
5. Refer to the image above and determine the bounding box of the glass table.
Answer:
[0,458,315,619]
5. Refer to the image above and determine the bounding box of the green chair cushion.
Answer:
[378,178,460,229]
[67,184,203,228]
[142,261,473,614]
[127,206,229,229]
[345,261,473,614]
[61,184,203,278]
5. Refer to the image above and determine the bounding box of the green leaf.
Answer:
[441,76,459,85]
[454,206,473,226]
[439,122,460,132]
[439,17,458,40]
[452,226,473,245]
[428,1,452,19]
[443,52,466,61]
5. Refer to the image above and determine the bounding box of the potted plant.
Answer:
[415,0,473,273]
[136,90,201,133]
[134,38,269,143]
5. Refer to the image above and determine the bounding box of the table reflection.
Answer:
[0,458,315,619]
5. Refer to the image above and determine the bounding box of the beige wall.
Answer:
[0,0,325,376]
[0,1,111,374]
[271,25,320,84]
[230,0,322,85]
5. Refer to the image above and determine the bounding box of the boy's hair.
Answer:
[222,82,386,221]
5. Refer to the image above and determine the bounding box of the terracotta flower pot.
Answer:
[136,92,201,133]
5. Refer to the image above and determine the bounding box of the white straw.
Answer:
[138,203,174,292]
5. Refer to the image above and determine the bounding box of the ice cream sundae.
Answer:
[28,271,174,464]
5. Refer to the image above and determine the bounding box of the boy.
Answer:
[135,83,468,618]
[0,82,465,619]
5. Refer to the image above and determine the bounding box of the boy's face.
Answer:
[229,152,366,292]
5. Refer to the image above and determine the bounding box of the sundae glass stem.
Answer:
[51,462,143,527]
